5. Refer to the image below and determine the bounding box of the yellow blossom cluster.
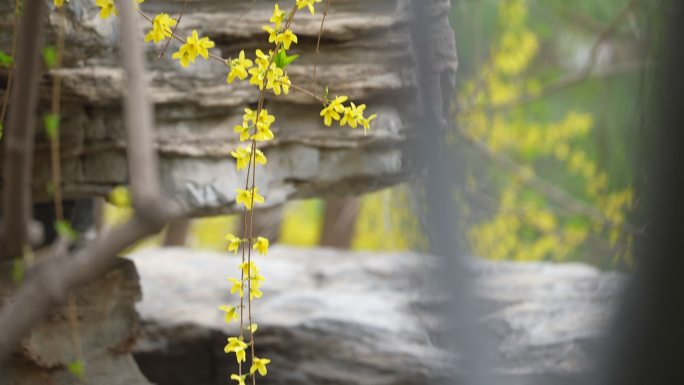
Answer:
[459,0,634,264]
[320,96,377,134]
[144,13,177,44]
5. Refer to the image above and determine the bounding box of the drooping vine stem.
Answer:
[313,0,333,98]
[48,8,87,382]
[240,5,300,383]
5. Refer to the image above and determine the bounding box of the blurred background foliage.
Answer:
[105,0,650,270]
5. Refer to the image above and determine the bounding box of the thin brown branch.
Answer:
[50,8,67,223]
[0,0,47,260]
[159,0,188,58]
[313,0,333,98]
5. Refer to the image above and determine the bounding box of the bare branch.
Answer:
[0,215,163,362]
[0,0,47,260]
[119,0,161,214]
[0,0,184,364]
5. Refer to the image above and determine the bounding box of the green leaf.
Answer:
[55,220,78,241]
[44,113,60,141]
[0,50,13,68]
[0,123,3,140]
[42,46,57,69]
[67,360,86,380]
[12,259,24,284]
[274,49,299,69]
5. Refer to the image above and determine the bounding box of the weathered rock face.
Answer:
[0,0,457,216]
[0,258,150,385]
[128,247,626,385]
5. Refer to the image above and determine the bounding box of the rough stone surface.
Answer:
[0,258,150,385]
[128,246,626,385]
[0,0,458,216]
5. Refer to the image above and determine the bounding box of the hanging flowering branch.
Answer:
[51,0,377,382]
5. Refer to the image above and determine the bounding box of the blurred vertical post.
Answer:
[599,1,684,384]
[320,197,359,249]
[408,1,500,385]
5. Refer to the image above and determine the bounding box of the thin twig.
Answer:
[313,0,333,98]
[159,0,188,58]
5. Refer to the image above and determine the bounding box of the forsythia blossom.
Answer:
[320,96,347,126]
[253,237,269,255]
[250,357,271,376]
[228,277,244,298]
[231,146,267,171]
[276,29,298,50]
[172,30,215,68]
[236,187,265,210]
[231,374,247,385]
[144,13,177,44]
[296,0,322,15]
[225,233,242,254]
[95,0,117,19]
[218,305,238,323]
[224,337,249,363]
[227,50,253,83]
[270,4,285,28]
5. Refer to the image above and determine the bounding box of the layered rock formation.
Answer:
[130,246,626,385]
[0,0,457,216]
[0,258,151,385]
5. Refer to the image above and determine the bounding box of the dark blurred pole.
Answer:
[409,2,500,385]
[600,2,684,385]
[320,197,359,249]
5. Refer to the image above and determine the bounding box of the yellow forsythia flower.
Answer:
[231,146,267,171]
[276,29,298,50]
[172,30,215,68]
[236,187,265,210]
[230,374,247,385]
[270,4,284,28]
[320,96,347,126]
[95,0,117,19]
[250,357,271,376]
[233,124,251,142]
[252,110,276,142]
[54,0,66,8]
[225,233,242,254]
[218,305,238,323]
[296,0,322,15]
[263,25,278,44]
[240,261,258,276]
[227,50,253,83]
[267,66,291,95]
[224,337,248,363]
[144,13,177,44]
[253,236,269,255]
[228,277,244,298]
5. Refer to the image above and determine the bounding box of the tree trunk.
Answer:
[320,197,360,249]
